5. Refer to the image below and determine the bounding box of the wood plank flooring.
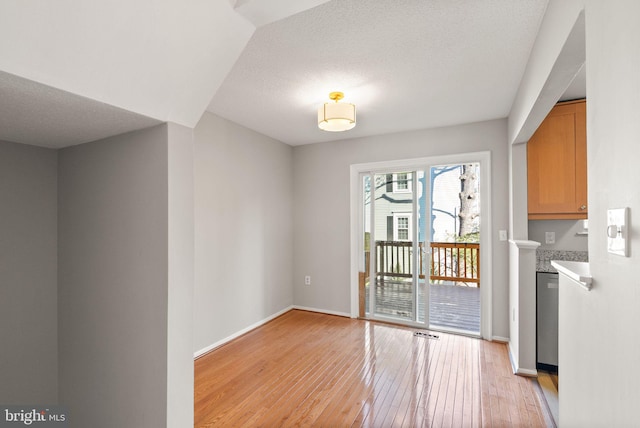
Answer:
[195,310,549,427]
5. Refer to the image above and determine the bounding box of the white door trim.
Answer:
[349,151,493,340]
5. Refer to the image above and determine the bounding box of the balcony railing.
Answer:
[366,240,480,287]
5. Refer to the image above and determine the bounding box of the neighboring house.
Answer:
[371,172,415,242]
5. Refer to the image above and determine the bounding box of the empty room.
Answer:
[1,1,639,427]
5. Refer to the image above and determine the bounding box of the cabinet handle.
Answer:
[579,205,587,210]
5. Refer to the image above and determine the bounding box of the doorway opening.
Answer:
[351,153,492,338]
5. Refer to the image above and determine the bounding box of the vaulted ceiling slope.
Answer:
[0,0,256,147]
[208,0,550,145]
[0,0,257,127]
[0,0,549,148]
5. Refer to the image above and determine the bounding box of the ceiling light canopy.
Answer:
[317,92,356,132]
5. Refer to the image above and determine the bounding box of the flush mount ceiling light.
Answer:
[317,91,356,132]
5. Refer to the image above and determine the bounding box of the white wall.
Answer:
[58,125,170,427]
[193,112,294,354]
[292,119,511,338]
[166,123,195,427]
[0,141,58,404]
[528,219,588,251]
[508,0,586,146]
[508,240,540,375]
[508,142,529,240]
[559,1,640,426]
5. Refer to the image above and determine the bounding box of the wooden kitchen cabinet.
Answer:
[527,99,587,220]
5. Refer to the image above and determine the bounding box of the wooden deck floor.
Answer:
[366,281,480,333]
[195,310,550,427]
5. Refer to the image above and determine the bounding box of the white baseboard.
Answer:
[516,367,538,377]
[292,305,351,318]
[507,341,538,377]
[194,306,293,359]
[492,336,510,343]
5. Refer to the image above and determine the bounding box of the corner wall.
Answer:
[58,125,170,427]
[193,112,294,354]
[292,119,511,339]
[0,141,58,404]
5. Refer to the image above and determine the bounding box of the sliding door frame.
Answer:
[350,151,493,339]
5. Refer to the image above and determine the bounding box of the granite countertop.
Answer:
[536,249,588,273]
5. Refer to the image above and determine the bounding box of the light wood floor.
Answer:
[195,310,550,427]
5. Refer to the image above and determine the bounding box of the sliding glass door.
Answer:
[359,161,481,334]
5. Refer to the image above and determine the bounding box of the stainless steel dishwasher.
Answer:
[537,272,559,370]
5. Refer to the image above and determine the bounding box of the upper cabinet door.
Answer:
[527,100,587,220]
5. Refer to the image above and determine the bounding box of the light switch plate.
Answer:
[607,207,629,256]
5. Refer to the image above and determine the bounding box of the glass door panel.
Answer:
[372,172,414,321]
[360,171,425,323]
[427,163,481,333]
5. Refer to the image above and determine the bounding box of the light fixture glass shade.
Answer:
[318,99,356,132]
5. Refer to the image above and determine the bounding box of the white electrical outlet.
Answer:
[545,231,555,245]
[304,275,311,286]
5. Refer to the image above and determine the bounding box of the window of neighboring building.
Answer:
[392,172,412,193]
[393,213,412,241]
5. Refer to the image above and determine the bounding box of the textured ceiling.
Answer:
[208,0,550,145]
[0,0,559,149]
[233,0,331,27]
[0,71,161,148]
[0,0,328,148]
